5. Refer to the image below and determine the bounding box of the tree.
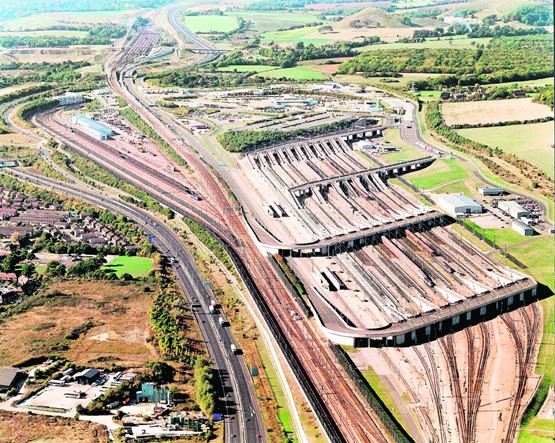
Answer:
[147,361,175,383]
[20,263,35,277]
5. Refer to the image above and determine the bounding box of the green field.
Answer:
[102,256,153,278]
[361,367,409,435]
[492,77,554,89]
[3,10,134,30]
[458,123,555,179]
[519,418,555,442]
[262,66,327,80]
[228,11,323,33]
[183,15,239,33]
[405,158,471,189]
[261,26,331,46]
[463,219,528,246]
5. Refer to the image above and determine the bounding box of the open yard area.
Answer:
[183,15,239,33]
[0,410,109,443]
[0,280,156,368]
[405,158,471,189]
[2,10,135,30]
[457,122,555,179]
[102,256,153,278]
[442,98,553,126]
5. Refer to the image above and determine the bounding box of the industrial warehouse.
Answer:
[71,114,114,140]
[228,126,538,347]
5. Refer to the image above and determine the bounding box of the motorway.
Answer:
[8,163,262,442]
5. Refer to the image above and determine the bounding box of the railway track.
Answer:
[413,346,447,443]
[500,304,541,441]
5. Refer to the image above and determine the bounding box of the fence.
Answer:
[456,219,527,269]
[330,345,414,443]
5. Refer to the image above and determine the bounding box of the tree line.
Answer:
[218,118,358,152]
[339,35,553,88]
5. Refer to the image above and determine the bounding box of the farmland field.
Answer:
[0,411,109,443]
[261,26,331,46]
[457,122,555,179]
[183,15,239,33]
[0,280,156,368]
[405,158,471,189]
[2,10,135,30]
[442,98,553,126]
[102,255,153,277]
[227,11,324,32]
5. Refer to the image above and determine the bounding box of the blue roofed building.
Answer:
[71,114,114,140]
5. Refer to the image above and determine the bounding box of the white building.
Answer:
[498,200,531,219]
[54,92,84,106]
[353,140,375,151]
[512,220,534,236]
[436,194,483,216]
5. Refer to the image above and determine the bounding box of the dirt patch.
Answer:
[0,410,109,443]
[0,280,156,368]
[442,98,552,126]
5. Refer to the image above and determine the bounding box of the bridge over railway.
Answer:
[289,157,436,195]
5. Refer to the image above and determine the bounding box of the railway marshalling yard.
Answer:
[44,80,544,443]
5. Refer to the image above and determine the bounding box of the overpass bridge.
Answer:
[289,157,435,195]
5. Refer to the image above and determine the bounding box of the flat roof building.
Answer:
[72,114,113,141]
[498,200,531,219]
[512,220,535,236]
[436,194,483,216]
[478,187,504,196]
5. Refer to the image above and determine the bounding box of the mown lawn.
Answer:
[463,219,527,246]
[406,158,471,189]
[102,256,153,278]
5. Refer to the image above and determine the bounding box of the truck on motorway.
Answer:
[219,317,224,326]
[231,344,238,354]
